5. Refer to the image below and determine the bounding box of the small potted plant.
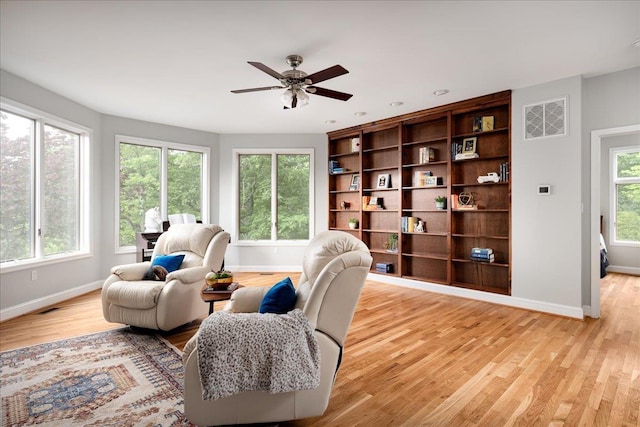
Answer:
[435,196,447,210]
[348,218,359,229]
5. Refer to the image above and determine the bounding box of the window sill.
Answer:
[0,252,92,274]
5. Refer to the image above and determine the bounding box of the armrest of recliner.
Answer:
[110,262,151,281]
[166,266,209,285]
[224,286,271,313]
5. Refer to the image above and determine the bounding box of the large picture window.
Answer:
[236,149,313,243]
[116,136,209,251]
[611,147,640,245]
[1,104,90,269]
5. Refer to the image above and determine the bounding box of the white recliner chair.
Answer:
[102,223,230,331]
[182,230,372,426]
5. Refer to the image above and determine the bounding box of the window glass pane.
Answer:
[616,183,640,242]
[119,143,161,246]
[0,110,35,262]
[277,154,310,240]
[239,154,271,240]
[43,125,80,256]
[616,151,640,178]
[168,149,202,218]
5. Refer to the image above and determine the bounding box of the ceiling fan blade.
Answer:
[231,86,284,94]
[306,86,353,101]
[248,61,285,80]
[305,65,349,85]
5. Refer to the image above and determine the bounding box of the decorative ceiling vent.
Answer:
[524,96,567,140]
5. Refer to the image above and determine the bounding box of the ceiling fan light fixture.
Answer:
[280,88,294,107]
[296,89,309,107]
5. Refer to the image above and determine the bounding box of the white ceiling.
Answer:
[1,1,639,134]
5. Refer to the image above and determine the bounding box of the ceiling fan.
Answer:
[231,55,353,109]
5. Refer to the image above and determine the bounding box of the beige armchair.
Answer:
[182,230,372,426]
[102,223,230,331]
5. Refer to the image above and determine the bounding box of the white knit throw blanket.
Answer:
[197,309,320,400]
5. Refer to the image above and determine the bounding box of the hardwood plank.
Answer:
[1,272,638,426]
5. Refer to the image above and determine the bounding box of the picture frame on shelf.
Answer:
[473,116,483,133]
[376,173,391,189]
[462,137,477,154]
[482,116,494,131]
[349,173,360,190]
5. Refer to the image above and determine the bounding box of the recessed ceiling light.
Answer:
[325,120,336,124]
[389,102,404,107]
[354,112,367,116]
[433,89,449,96]
[633,38,640,48]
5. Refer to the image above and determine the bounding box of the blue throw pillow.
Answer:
[151,254,185,273]
[259,277,296,314]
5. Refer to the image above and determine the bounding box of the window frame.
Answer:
[0,98,92,273]
[609,145,640,247]
[114,134,210,253]
[233,148,314,246]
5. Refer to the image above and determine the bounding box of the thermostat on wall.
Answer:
[538,185,551,195]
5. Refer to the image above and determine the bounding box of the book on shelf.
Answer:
[471,247,493,256]
[471,254,495,263]
[402,216,420,233]
[363,196,384,210]
[413,170,432,187]
[451,194,459,210]
[419,147,435,164]
[455,152,479,160]
[329,160,339,173]
[202,282,239,293]
[499,161,510,182]
[451,142,462,159]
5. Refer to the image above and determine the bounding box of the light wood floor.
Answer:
[1,272,638,426]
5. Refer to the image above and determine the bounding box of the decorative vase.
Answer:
[348,222,358,230]
[436,201,446,210]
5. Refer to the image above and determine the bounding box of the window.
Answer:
[116,136,209,251]
[611,146,640,245]
[236,149,313,243]
[1,104,90,269]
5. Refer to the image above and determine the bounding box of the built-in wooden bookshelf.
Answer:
[328,91,511,295]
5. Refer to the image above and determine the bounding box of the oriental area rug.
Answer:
[0,328,195,427]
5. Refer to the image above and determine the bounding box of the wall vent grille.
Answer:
[524,96,567,140]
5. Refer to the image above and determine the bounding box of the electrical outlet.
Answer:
[31,270,38,281]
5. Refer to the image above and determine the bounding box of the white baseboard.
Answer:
[0,280,103,322]
[368,273,585,320]
[607,265,640,276]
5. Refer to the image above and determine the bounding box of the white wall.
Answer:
[218,134,328,272]
[600,133,640,273]
[583,66,640,304]
[511,76,584,309]
[0,70,103,317]
[99,115,220,276]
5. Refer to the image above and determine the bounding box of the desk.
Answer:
[135,232,163,262]
[200,283,243,315]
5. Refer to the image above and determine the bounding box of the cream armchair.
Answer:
[102,223,230,331]
[182,230,372,426]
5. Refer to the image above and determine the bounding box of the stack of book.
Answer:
[471,247,494,263]
[329,160,346,174]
